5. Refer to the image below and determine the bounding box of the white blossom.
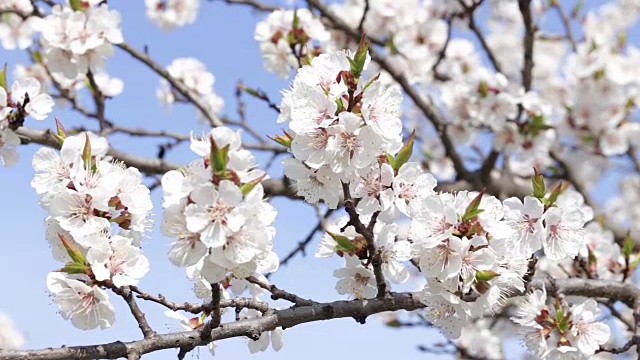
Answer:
[46,272,115,330]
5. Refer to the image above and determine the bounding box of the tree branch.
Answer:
[245,276,317,307]
[0,292,422,360]
[129,285,270,314]
[357,0,370,34]
[213,0,279,12]
[549,0,577,51]
[198,284,222,349]
[341,183,387,298]
[86,71,108,135]
[518,0,535,91]
[3,279,638,360]
[107,284,156,339]
[458,0,503,74]
[116,42,224,128]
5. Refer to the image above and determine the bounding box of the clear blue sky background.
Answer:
[0,1,636,359]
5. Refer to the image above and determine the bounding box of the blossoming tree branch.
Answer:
[1,0,640,359]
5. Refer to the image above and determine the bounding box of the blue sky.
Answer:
[1,1,635,359]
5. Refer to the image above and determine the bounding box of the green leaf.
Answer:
[385,319,401,328]
[69,0,82,11]
[384,153,395,169]
[328,231,356,252]
[291,9,300,29]
[475,270,499,282]
[587,245,596,264]
[335,97,344,112]
[529,115,552,136]
[0,63,7,92]
[546,181,566,207]
[623,232,635,258]
[385,37,399,55]
[81,133,92,169]
[267,134,292,148]
[241,85,259,97]
[55,117,68,139]
[61,261,89,274]
[461,208,485,222]
[478,80,489,98]
[462,190,484,222]
[50,130,65,146]
[209,135,229,174]
[392,130,416,172]
[58,234,86,265]
[556,313,570,334]
[531,169,546,199]
[31,51,44,64]
[361,73,380,93]
[240,173,267,196]
[349,34,370,79]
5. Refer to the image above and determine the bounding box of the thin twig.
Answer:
[459,0,502,74]
[341,182,388,299]
[357,0,370,34]
[431,17,453,81]
[601,301,634,331]
[107,284,156,338]
[86,71,108,136]
[278,207,334,269]
[245,276,317,307]
[549,0,577,51]
[129,285,270,313]
[214,0,279,12]
[117,42,224,128]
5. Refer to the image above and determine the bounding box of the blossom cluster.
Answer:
[317,185,590,338]
[277,48,403,209]
[0,2,126,140]
[0,0,41,51]
[512,287,610,359]
[39,3,124,79]
[160,126,282,353]
[145,0,200,30]
[156,57,224,121]
[534,187,630,283]
[0,312,24,350]
[32,131,153,330]
[254,9,330,77]
[275,47,594,344]
[0,77,54,166]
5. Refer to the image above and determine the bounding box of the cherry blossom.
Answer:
[40,4,123,79]
[0,312,24,350]
[334,256,377,299]
[145,0,200,29]
[46,272,115,330]
[156,57,224,121]
[86,235,150,287]
[0,120,20,167]
[254,8,330,77]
